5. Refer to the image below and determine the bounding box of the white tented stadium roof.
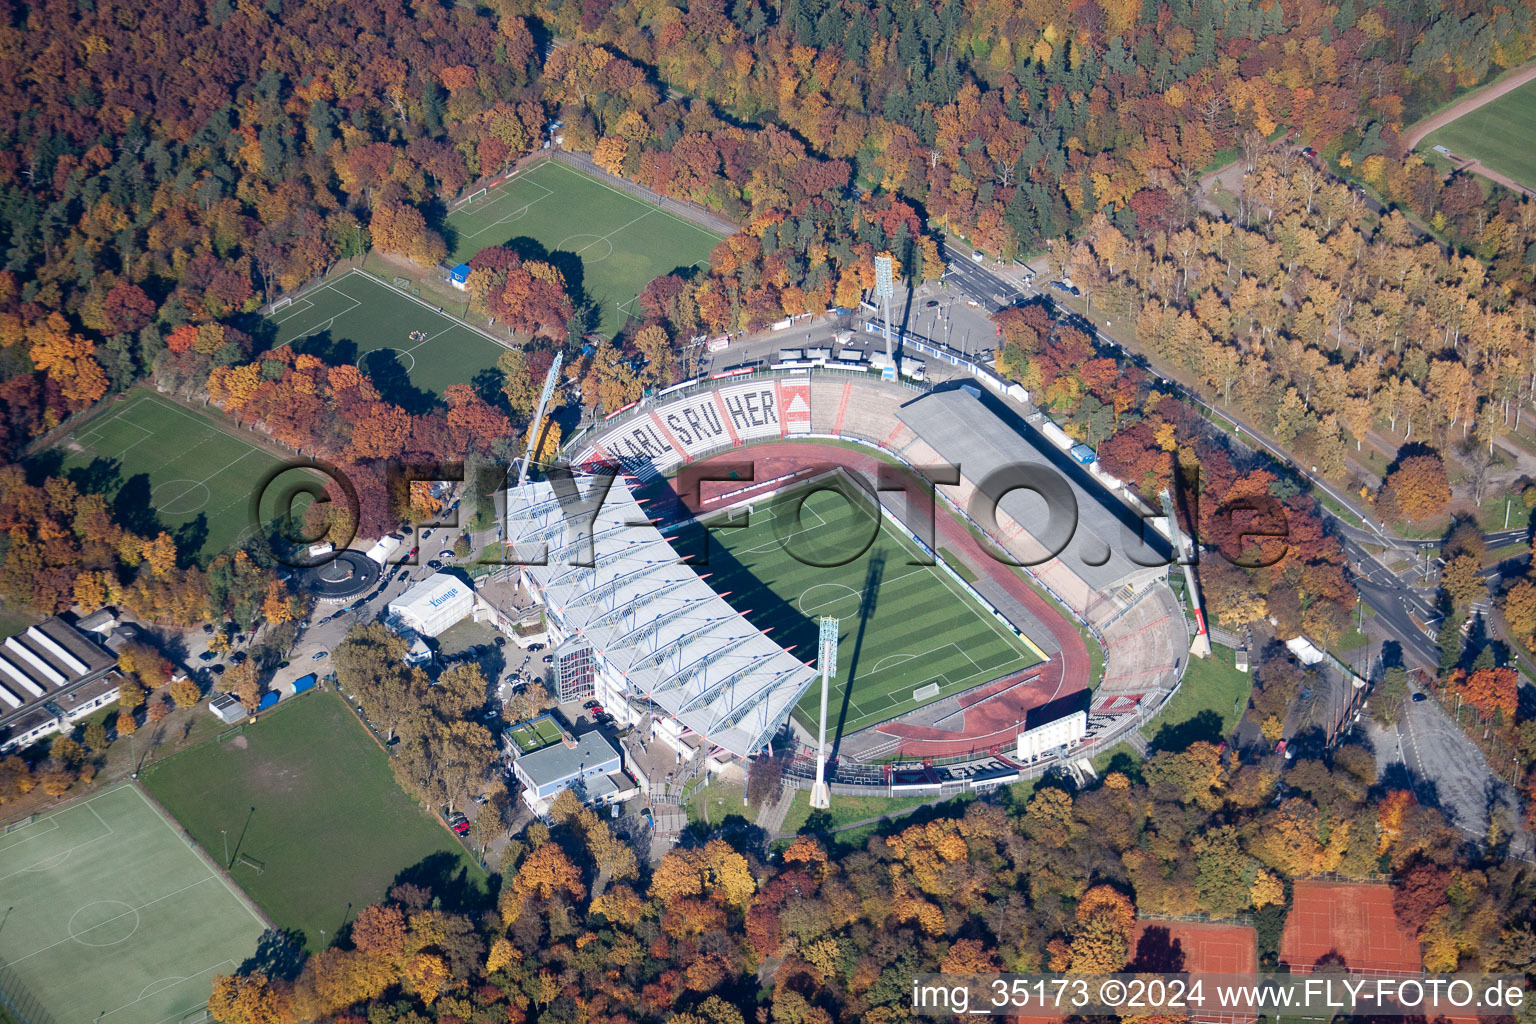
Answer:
[508,475,816,757]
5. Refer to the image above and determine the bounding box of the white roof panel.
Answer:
[508,475,815,757]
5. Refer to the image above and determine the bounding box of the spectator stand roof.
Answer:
[896,386,1172,595]
[507,475,817,758]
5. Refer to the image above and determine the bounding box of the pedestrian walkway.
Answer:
[754,786,795,835]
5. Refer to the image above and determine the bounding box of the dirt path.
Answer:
[1401,61,1536,151]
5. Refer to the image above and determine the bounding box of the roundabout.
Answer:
[298,549,381,603]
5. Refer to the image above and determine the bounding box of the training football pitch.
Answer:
[269,269,507,398]
[692,478,1046,737]
[48,389,294,562]
[1423,78,1536,194]
[141,690,486,952]
[446,160,723,337]
[0,783,267,1024]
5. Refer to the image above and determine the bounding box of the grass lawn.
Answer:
[778,788,961,835]
[0,606,37,639]
[445,160,722,337]
[685,777,746,829]
[268,269,507,400]
[42,389,300,562]
[692,477,1045,737]
[1423,78,1536,194]
[141,689,486,951]
[1149,645,1253,749]
[0,783,267,1024]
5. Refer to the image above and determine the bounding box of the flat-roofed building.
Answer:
[511,730,631,814]
[0,616,121,751]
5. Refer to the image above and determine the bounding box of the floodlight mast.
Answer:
[810,615,838,810]
[874,254,895,363]
[517,352,564,494]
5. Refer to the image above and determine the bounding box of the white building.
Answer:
[1015,709,1087,761]
[388,573,475,638]
[364,535,402,566]
[511,730,634,815]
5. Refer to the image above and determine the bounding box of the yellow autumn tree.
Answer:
[1251,870,1285,909]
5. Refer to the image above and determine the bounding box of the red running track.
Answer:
[688,443,1093,759]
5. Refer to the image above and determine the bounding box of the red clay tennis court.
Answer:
[1280,881,1422,973]
[1129,919,1257,973]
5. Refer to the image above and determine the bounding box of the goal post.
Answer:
[269,296,293,313]
[465,187,487,203]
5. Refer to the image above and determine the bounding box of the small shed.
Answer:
[291,673,318,695]
[449,263,472,291]
[256,691,280,712]
[209,693,247,724]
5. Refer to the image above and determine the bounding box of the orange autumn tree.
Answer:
[27,313,108,409]
[1460,666,1517,719]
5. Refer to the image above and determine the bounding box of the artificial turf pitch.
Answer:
[445,160,723,337]
[505,715,564,754]
[0,783,267,1024]
[690,479,1045,737]
[269,269,507,397]
[141,689,485,953]
[1423,77,1536,194]
[50,389,296,562]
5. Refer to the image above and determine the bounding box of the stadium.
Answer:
[508,371,1193,781]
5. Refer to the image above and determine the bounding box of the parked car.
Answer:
[542,654,554,664]
[421,529,433,539]
[198,650,217,662]
[426,559,443,569]
[209,663,226,675]
[438,549,454,559]
[528,643,545,652]
[494,637,507,648]
[313,650,329,660]
[230,651,247,665]
[582,700,600,710]
[407,547,418,558]
[202,623,215,634]
[1412,692,1428,702]
[924,299,939,308]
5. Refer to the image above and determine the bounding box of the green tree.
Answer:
[1372,666,1408,726]
[83,719,110,752]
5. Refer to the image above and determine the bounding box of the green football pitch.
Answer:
[269,269,508,397]
[446,160,723,337]
[49,389,297,562]
[0,783,267,1024]
[1423,78,1536,194]
[691,478,1046,737]
[141,690,486,952]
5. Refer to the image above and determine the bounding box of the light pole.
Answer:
[221,829,229,868]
